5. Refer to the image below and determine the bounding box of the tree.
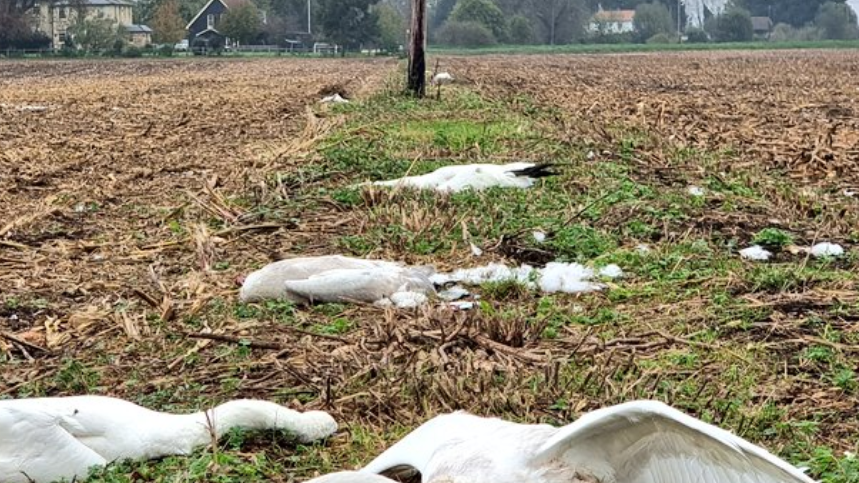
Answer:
[430,0,457,32]
[769,22,821,41]
[67,17,124,51]
[267,0,312,33]
[815,1,859,39]
[737,0,839,28]
[450,0,508,42]
[509,14,534,43]
[376,3,404,51]
[259,13,288,44]
[150,0,185,44]
[318,0,380,52]
[633,2,673,42]
[435,19,497,46]
[529,0,587,45]
[220,3,262,44]
[0,12,50,50]
[707,6,753,41]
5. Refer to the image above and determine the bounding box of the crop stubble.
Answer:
[1,51,858,478]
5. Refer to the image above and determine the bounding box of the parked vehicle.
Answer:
[174,39,189,52]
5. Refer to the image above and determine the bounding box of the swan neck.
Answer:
[181,400,306,446]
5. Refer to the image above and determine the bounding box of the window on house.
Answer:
[207,13,214,28]
[58,7,66,18]
[59,32,66,42]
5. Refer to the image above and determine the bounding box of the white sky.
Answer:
[849,0,859,16]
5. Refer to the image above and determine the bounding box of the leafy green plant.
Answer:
[753,227,794,248]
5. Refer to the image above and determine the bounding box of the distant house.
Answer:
[125,24,153,47]
[35,0,151,49]
[589,8,636,34]
[186,0,266,50]
[751,16,773,39]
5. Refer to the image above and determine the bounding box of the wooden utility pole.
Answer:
[407,0,427,97]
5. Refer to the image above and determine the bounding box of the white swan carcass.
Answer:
[306,400,815,483]
[321,93,349,104]
[239,255,436,306]
[371,162,556,193]
[0,395,338,483]
[431,72,454,85]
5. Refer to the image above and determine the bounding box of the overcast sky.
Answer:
[849,0,859,16]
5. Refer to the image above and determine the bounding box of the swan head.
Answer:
[210,400,337,443]
[293,410,339,443]
[238,268,265,301]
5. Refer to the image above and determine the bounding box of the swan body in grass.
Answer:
[0,395,338,483]
[239,255,436,306]
[371,162,556,193]
[306,400,815,483]
[321,93,349,104]
[432,72,454,85]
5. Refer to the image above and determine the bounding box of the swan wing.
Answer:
[533,400,816,483]
[0,401,108,483]
[283,267,414,304]
[240,256,398,302]
[437,163,538,191]
[500,162,537,173]
[360,412,500,477]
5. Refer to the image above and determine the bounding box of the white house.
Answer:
[589,8,636,34]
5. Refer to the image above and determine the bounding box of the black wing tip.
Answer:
[508,162,558,179]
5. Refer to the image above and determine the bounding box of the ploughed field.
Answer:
[2,51,859,482]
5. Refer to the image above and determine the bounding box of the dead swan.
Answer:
[305,400,815,483]
[0,395,337,483]
[370,162,556,193]
[239,255,436,306]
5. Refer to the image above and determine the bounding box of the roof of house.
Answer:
[592,9,635,23]
[185,0,253,30]
[751,16,773,31]
[53,0,134,6]
[221,0,251,9]
[124,24,152,33]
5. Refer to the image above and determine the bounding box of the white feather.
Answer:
[687,186,706,197]
[810,242,844,258]
[598,264,624,279]
[388,291,429,308]
[0,396,336,483]
[430,262,616,295]
[740,245,773,261]
[538,262,603,294]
